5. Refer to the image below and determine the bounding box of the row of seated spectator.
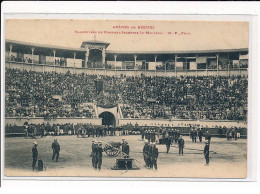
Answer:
[55,58,67,67]
[9,55,33,63]
[8,54,69,67]
[5,68,247,120]
[87,61,104,68]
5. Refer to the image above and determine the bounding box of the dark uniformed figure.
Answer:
[92,141,97,168]
[40,123,45,137]
[95,141,103,170]
[233,129,237,140]
[90,140,95,157]
[122,140,130,156]
[176,130,181,143]
[173,129,178,143]
[204,140,210,165]
[144,130,148,140]
[141,128,145,141]
[205,131,211,143]
[32,141,38,171]
[198,129,203,143]
[51,138,60,162]
[190,129,194,141]
[178,135,185,156]
[193,129,197,143]
[149,143,159,170]
[165,137,171,154]
[148,130,151,143]
[151,130,156,143]
[227,129,232,141]
[218,127,223,138]
[143,141,149,167]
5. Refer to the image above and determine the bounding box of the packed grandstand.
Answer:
[5,67,247,121]
[5,39,248,138]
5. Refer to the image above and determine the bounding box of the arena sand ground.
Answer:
[4,135,247,178]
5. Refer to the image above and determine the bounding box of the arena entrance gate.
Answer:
[99,111,116,126]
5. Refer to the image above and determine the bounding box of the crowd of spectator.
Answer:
[5,68,97,118]
[88,61,104,69]
[9,55,33,64]
[5,68,247,121]
[55,58,67,66]
[119,75,247,120]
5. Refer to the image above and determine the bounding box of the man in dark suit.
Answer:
[32,141,38,171]
[205,131,211,143]
[92,141,97,168]
[165,136,171,154]
[143,141,149,167]
[95,141,103,171]
[190,128,194,142]
[149,143,159,170]
[51,138,60,162]
[198,128,203,143]
[122,141,130,156]
[178,135,185,156]
[204,140,210,165]
[193,129,197,143]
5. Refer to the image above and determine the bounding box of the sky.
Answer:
[5,19,249,52]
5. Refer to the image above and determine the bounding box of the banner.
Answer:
[189,61,197,70]
[239,54,248,60]
[175,62,183,70]
[196,56,207,63]
[148,62,156,70]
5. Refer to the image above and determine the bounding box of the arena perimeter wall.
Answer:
[5,117,102,126]
[118,118,247,128]
[119,118,247,137]
[5,117,247,137]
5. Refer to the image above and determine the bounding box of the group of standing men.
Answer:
[189,128,204,143]
[142,129,157,143]
[143,142,159,170]
[91,140,103,171]
[31,138,61,171]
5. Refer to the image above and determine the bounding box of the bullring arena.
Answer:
[4,38,248,178]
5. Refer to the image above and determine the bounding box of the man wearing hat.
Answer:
[165,135,171,154]
[205,131,212,143]
[122,140,130,156]
[143,141,149,167]
[178,135,185,156]
[92,141,98,168]
[52,138,60,162]
[198,128,203,143]
[91,140,95,157]
[149,142,159,170]
[176,130,180,143]
[204,140,210,165]
[32,141,38,171]
[95,141,103,171]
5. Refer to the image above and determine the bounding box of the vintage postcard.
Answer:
[3,19,248,178]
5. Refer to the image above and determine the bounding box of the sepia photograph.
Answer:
[3,19,249,178]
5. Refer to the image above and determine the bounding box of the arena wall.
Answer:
[118,119,247,137]
[118,118,247,128]
[5,117,102,126]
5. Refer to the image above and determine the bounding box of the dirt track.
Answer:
[4,135,247,178]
